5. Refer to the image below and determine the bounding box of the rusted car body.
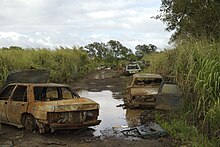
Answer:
[0,70,101,133]
[126,73,163,108]
[126,73,181,109]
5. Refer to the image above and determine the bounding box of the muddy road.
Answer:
[0,70,174,147]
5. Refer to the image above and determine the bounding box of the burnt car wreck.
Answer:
[125,73,181,109]
[0,70,101,133]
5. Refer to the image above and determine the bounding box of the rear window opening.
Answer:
[127,65,140,70]
[34,86,79,101]
[134,78,163,86]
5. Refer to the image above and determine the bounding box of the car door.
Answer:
[155,82,181,110]
[0,85,16,122]
[7,85,28,125]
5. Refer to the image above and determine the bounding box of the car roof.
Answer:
[7,83,69,87]
[133,73,163,79]
[127,62,139,65]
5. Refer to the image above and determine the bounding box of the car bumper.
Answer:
[49,120,101,130]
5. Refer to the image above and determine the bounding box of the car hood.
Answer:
[30,98,99,112]
[130,87,160,96]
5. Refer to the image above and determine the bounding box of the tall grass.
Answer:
[155,113,214,147]
[0,47,95,86]
[143,39,220,145]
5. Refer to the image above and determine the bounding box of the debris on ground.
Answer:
[1,141,14,147]
[121,122,167,139]
[43,141,66,146]
[79,136,101,143]
[100,122,167,140]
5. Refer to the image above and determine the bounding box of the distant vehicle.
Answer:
[125,73,181,109]
[0,70,101,133]
[125,62,141,75]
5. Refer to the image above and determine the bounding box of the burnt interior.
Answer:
[34,86,80,101]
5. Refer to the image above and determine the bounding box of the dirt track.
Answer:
[0,70,175,147]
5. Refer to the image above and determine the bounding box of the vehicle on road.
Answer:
[125,62,141,75]
[0,70,101,133]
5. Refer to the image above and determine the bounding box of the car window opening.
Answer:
[12,85,27,102]
[134,78,162,86]
[0,85,15,100]
[34,87,79,101]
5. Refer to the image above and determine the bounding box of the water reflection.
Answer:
[77,89,144,136]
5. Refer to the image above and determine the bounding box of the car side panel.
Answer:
[7,101,28,125]
[0,100,8,122]
[6,85,29,125]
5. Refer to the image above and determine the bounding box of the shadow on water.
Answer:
[77,89,145,136]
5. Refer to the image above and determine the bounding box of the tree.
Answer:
[135,44,157,59]
[156,0,220,41]
[107,40,135,61]
[84,42,107,60]
[107,40,123,59]
[84,40,136,65]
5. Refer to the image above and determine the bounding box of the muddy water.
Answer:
[77,89,145,136]
[92,70,117,79]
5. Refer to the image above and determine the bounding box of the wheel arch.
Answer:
[21,112,35,125]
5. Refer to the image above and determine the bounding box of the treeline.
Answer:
[84,40,157,66]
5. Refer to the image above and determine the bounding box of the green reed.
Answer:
[0,47,94,85]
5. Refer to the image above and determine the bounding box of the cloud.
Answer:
[0,0,171,51]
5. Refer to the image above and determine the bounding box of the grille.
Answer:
[47,109,99,124]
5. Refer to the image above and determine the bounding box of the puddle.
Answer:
[77,89,145,136]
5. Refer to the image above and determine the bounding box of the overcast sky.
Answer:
[0,0,172,51]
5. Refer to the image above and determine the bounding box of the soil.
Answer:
[0,69,175,147]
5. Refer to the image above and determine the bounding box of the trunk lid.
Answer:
[31,98,99,112]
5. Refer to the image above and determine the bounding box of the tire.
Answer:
[23,114,37,132]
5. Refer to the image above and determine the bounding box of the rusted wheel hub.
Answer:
[24,115,36,132]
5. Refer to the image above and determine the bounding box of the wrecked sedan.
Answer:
[126,73,163,108]
[0,70,101,133]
